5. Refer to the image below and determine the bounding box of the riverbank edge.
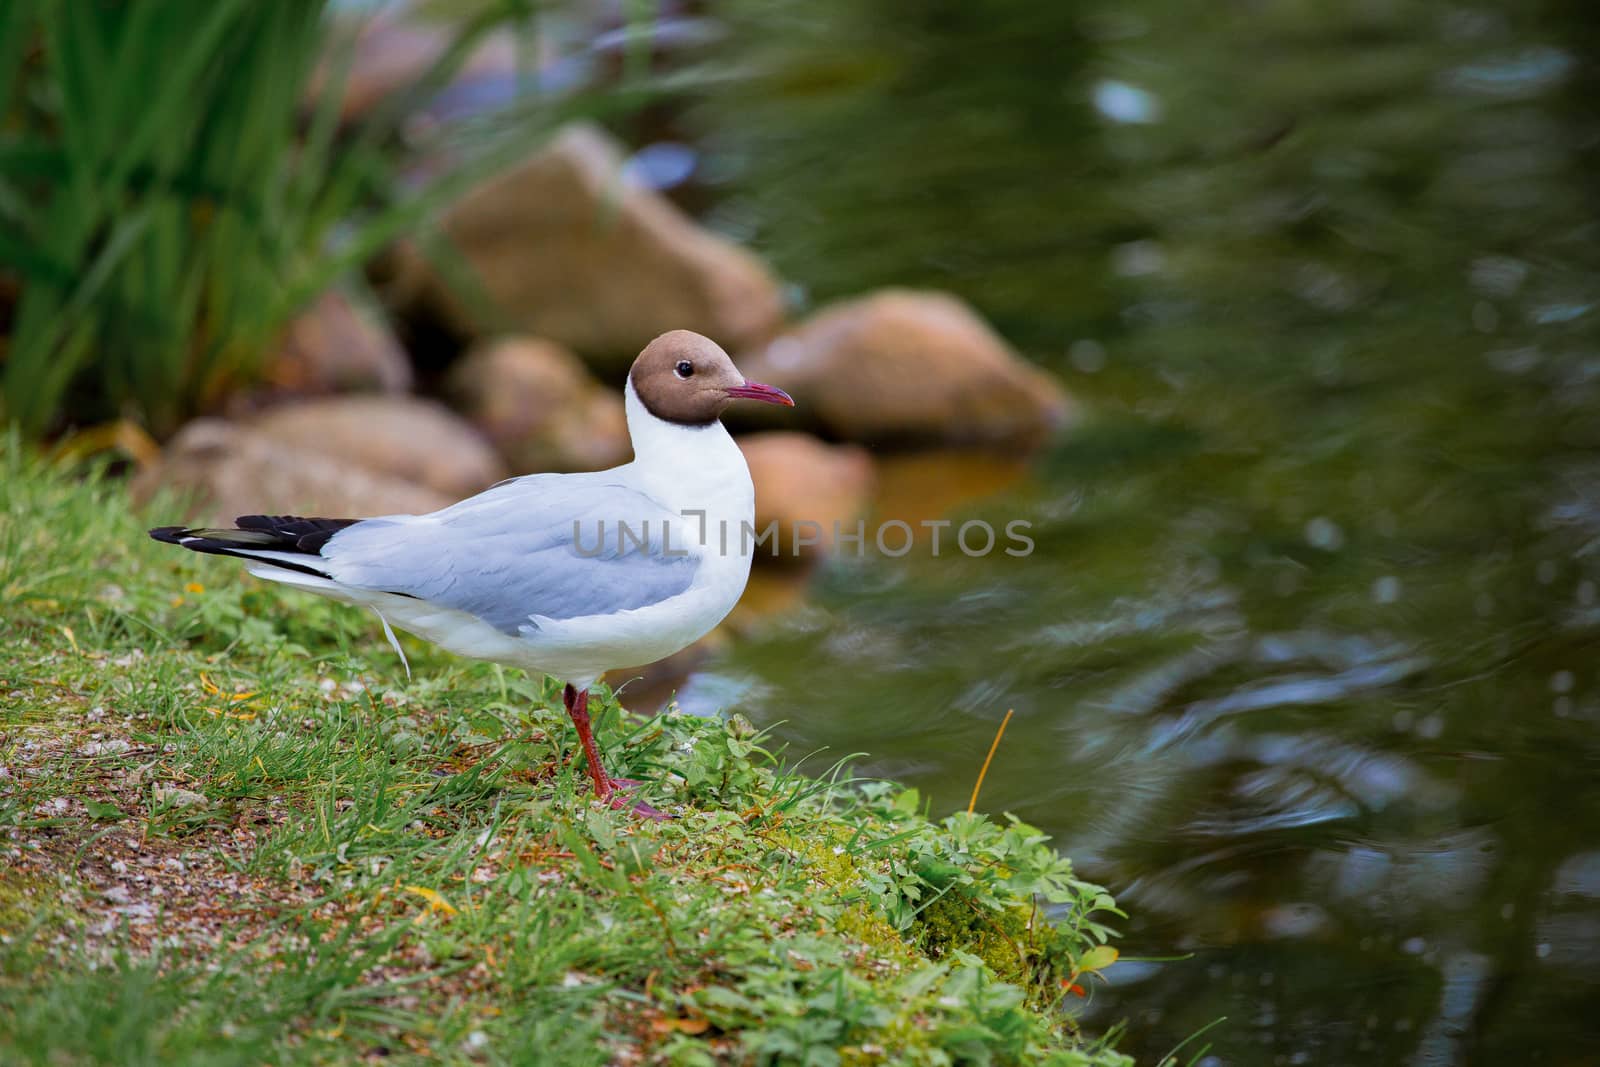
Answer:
[0,442,1131,1065]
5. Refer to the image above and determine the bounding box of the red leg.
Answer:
[564,683,615,801]
[561,684,670,819]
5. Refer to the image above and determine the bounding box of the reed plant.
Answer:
[0,0,531,438]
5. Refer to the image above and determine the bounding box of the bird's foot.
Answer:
[620,796,673,820]
[564,686,672,819]
[599,777,673,820]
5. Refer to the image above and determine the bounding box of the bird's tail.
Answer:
[148,514,357,580]
[151,514,415,677]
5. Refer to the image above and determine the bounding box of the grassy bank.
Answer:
[0,439,1130,1066]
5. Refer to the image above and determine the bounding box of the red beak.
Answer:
[725,380,795,407]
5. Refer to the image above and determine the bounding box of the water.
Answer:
[682,1,1600,1062]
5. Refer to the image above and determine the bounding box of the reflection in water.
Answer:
[869,450,1032,533]
[687,0,1600,1062]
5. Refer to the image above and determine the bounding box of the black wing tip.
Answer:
[150,515,358,553]
[236,513,361,553]
[148,528,336,581]
[148,516,352,582]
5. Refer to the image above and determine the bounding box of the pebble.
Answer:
[154,786,209,810]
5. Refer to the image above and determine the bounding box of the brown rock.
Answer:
[246,396,506,500]
[871,450,1030,530]
[307,13,525,129]
[444,337,630,473]
[737,432,873,563]
[265,290,413,396]
[735,289,1077,447]
[391,123,785,364]
[131,419,452,525]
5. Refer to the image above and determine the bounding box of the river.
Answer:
[683,1,1600,1062]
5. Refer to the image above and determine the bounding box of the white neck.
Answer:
[623,379,753,518]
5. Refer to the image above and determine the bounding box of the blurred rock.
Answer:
[247,397,506,499]
[314,4,730,132]
[307,12,527,129]
[729,568,814,628]
[131,419,452,524]
[265,290,413,396]
[737,432,873,563]
[388,123,784,365]
[735,289,1077,447]
[444,337,630,473]
[872,451,1030,530]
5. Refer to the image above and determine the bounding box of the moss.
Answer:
[917,894,1068,1005]
[783,830,918,966]
[780,817,1083,1012]
[784,824,858,877]
[834,903,907,956]
[0,869,69,938]
[779,835,951,1063]
[780,824,1087,1060]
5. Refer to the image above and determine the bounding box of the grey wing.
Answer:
[320,476,699,634]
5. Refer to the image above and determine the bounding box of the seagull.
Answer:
[150,330,794,814]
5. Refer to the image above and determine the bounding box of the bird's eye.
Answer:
[675,360,694,378]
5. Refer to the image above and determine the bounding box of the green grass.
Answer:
[0,437,1132,1066]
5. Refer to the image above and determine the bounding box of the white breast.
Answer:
[527,381,756,681]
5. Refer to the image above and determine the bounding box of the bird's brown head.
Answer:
[628,330,794,426]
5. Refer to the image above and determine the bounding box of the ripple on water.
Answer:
[1181,766,1361,837]
[1305,829,1498,918]
[1551,851,1600,898]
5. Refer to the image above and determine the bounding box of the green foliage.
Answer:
[782,787,1123,1015]
[0,441,1132,1065]
[0,0,535,437]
